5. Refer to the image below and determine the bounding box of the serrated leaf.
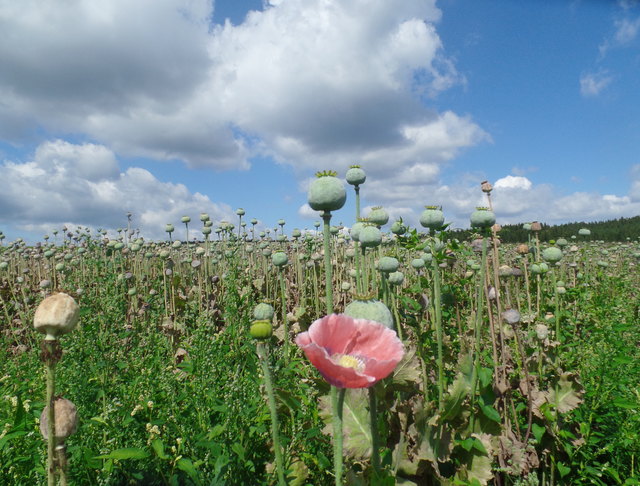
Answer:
[548,373,584,414]
[318,389,372,459]
[391,347,422,388]
[94,447,150,460]
[440,372,472,422]
[287,459,309,486]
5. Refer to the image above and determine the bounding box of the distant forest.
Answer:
[450,215,640,243]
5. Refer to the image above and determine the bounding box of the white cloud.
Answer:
[0,141,234,240]
[0,0,482,174]
[494,175,533,191]
[579,71,613,97]
[614,16,640,44]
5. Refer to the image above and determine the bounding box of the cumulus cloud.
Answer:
[0,141,234,240]
[579,70,613,97]
[0,0,482,174]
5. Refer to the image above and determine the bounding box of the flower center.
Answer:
[333,354,365,372]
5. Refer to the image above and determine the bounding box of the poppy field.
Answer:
[1,170,640,485]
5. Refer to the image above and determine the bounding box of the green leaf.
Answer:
[531,423,545,443]
[177,457,201,485]
[612,398,638,410]
[557,462,571,478]
[391,347,422,389]
[479,403,501,423]
[94,447,150,460]
[151,439,169,460]
[319,389,372,459]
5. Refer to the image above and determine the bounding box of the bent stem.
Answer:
[257,342,286,486]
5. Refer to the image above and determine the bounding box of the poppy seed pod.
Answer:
[358,225,382,248]
[411,258,425,269]
[253,302,275,321]
[481,180,493,193]
[377,256,399,274]
[344,299,394,330]
[345,165,366,186]
[420,206,444,231]
[165,224,174,233]
[390,220,406,235]
[250,320,272,340]
[33,293,80,340]
[542,247,563,263]
[367,207,389,227]
[388,271,404,286]
[40,397,78,440]
[271,251,288,267]
[181,216,191,224]
[307,171,347,212]
[470,207,496,229]
[530,221,542,232]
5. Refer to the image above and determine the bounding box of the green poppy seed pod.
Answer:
[250,320,272,340]
[202,226,212,235]
[195,247,205,256]
[470,207,496,228]
[292,228,302,238]
[329,226,339,235]
[307,171,347,212]
[39,397,78,441]
[542,247,563,263]
[420,206,445,231]
[348,268,357,278]
[367,207,389,227]
[181,216,191,224]
[159,250,170,259]
[130,243,141,252]
[33,293,80,340]
[341,281,351,291]
[344,298,394,330]
[359,225,382,248]
[377,256,399,273]
[523,223,532,231]
[236,208,246,216]
[578,228,591,236]
[44,250,55,258]
[556,238,568,248]
[390,220,406,235]
[272,251,288,267]
[55,263,65,272]
[200,213,210,222]
[349,221,366,241]
[253,302,275,321]
[0,261,8,270]
[345,165,366,186]
[172,240,182,249]
[388,271,404,286]
[165,224,174,233]
[411,258,425,269]
[278,219,285,226]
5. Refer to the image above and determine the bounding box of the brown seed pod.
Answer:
[40,397,78,441]
[33,293,80,340]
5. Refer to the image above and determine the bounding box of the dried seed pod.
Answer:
[40,398,78,440]
[33,293,79,340]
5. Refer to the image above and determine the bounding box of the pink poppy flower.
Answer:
[295,314,404,388]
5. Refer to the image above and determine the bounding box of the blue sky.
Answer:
[0,0,639,242]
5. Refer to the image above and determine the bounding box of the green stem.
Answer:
[257,342,287,486]
[368,387,380,476]
[322,212,334,314]
[469,234,488,432]
[332,387,346,486]
[279,270,289,360]
[431,255,444,410]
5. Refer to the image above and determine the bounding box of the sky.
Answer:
[0,0,639,242]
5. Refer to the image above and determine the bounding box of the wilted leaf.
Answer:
[287,459,309,486]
